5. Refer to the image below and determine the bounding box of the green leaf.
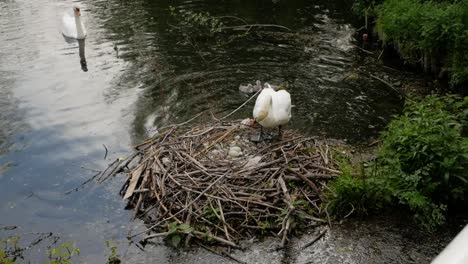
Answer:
[171,235,181,248]
[178,224,193,234]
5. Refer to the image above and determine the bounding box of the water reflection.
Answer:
[78,39,88,72]
[0,0,132,261]
[0,0,406,261]
[62,37,88,72]
[89,0,402,142]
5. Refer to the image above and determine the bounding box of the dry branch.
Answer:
[106,117,343,247]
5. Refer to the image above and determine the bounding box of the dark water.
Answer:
[134,1,401,140]
[82,0,402,141]
[0,0,441,262]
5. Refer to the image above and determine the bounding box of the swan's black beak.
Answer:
[74,7,81,16]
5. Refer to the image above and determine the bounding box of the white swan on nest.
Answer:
[62,5,87,39]
[253,83,291,139]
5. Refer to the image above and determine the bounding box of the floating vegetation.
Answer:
[0,231,61,263]
[101,115,344,248]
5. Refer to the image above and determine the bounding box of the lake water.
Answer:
[1,0,452,262]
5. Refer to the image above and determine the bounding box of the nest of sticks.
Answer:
[102,117,342,248]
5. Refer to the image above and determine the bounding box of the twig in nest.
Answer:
[286,168,323,201]
[277,176,294,248]
[217,199,232,243]
[195,126,237,157]
[111,116,344,247]
[130,170,232,239]
[99,152,140,183]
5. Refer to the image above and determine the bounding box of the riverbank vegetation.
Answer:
[334,0,468,231]
[355,0,468,88]
[328,95,468,230]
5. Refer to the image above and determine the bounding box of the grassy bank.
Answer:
[327,95,468,230]
[357,0,468,88]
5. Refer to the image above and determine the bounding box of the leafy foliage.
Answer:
[328,95,468,230]
[165,222,194,248]
[375,0,468,86]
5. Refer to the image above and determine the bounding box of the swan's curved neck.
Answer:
[258,93,273,111]
[74,15,85,38]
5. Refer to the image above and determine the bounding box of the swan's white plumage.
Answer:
[253,83,291,128]
[62,8,86,39]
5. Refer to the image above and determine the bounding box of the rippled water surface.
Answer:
[0,0,414,262]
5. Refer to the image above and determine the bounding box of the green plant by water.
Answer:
[0,249,14,264]
[354,0,468,87]
[0,235,126,264]
[105,240,121,264]
[46,242,80,264]
[328,95,468,230]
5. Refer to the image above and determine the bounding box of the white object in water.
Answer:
[253,80,262,92]
[239,83,254,93]
[253,83,291,131]
[239,80,263,94]
[432,225,468,264]
[62,5,87,39]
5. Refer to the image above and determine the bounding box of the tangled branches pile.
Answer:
[103,119,341,248]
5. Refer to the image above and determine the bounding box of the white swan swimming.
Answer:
[253,83,291,139]
[62,5,87,39]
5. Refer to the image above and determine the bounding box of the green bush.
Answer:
[375,0,468,86]
[328,95,468,230]
[353,0,385,17]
